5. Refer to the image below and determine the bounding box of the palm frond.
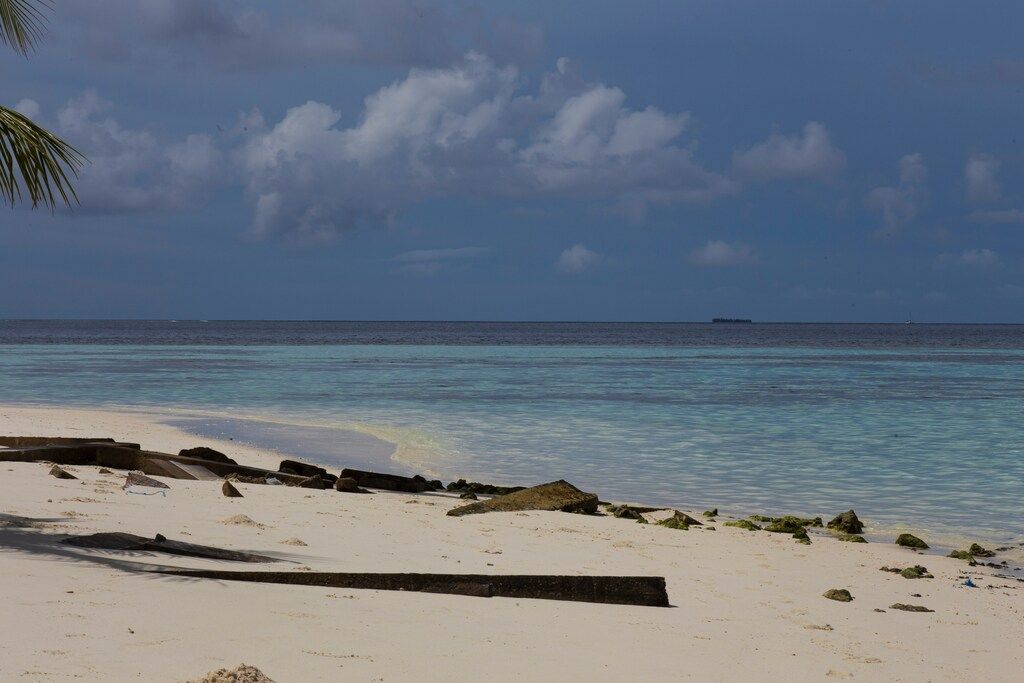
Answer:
[0,106,85,210]
[0,0,49,55]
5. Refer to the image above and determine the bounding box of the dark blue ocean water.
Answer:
[1,320,1022,546]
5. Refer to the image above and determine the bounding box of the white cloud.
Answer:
[687,240,757,267]
[731,122,845,181]
[865,153,927,237]
[37,91,223,215]
[242,53,736,240]
[14,98,41,119]
[959,248,998,267]
[964,154,1002,203]
[390,246,491,276]
[967,209,1024,224]
[556,244,603,274]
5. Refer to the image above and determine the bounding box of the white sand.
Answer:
[0,404,1021,681]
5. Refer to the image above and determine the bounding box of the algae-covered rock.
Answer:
[895,533,928,549]
[657,511,702,530]
[889,603,934,613]
[793,528,811,544]
[968,543,995,557]
[948,549,972,560]
[765,516,810,534]
[703,508,718,517]
[827,510,864,535]
[823,588,853,602]
[607,505,645,520]
[749,514,777,523]
[636,516,649,524]
[899,565,933,579]
[836,533,867,543]
[724,519,761,531]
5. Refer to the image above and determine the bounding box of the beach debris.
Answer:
[657,511,702,530]
[222,481,243,498]
[964,577,978,587]
[836,533,867,543]
[179,446,238,465]
[220,514,266,529]
[156,569,671,607]
[793,528,812,544]
[446,479,526,496]
[895,533,929,549]
[266,478,283,485]
[827,510,864,535]
[123,471,170,490]
[899,565,934,579]
[49,465,77,480]
[823,588,853,602]
[765,516,818,534]
[341,468,430,493]
[703,508,718,518]
[63,532,278,562]
[460,491,478,500]
[146,458,220,481]
[447,480,599,517]
[334,477,371,494]
[889,603,934,612]
[949,543,996,560]
[280,537,307,546]
[184,663,274,683]
[226,473,268,485]
[723,519,761,531]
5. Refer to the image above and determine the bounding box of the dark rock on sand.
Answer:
[460,491,478,500]
[49,465,77,480]
[895,533,929,549]
[341,469,430,493]
[836,533,867,543]
[334,477,371,494]
[899,565,934,579]
[446,479,527,496]
[294,474,329,490]
[222,481,243,498]
[793,528,811,544]
[765,516,811,534]
[179,447,237,465]
[703,509,718,518]
[278,460,335,484]
[98,468,113,474]
[657,511,702,530]
[447,480,598,517]
[890,603,934,612]
[723,519,761,531]
[607,505,652,521]
[827,510,864,535]
[123,471,169,489]
[823,588,853,602]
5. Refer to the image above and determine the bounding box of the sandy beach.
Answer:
[1,404,1022,681]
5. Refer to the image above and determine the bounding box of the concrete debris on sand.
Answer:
[49,465,77,480]
[183,663,274,682]
[447,480,598,517]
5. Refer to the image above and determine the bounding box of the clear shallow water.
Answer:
[0,321,1022,546]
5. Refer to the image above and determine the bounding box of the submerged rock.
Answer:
[823,588,853,602]
[222,481,243,498]
[446,480,598,517]
[49,465,76,480]
[827,510,864,535]
[723,519,761,531]
[895,533,929,549]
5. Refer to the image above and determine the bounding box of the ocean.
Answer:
[1,320,1022,546]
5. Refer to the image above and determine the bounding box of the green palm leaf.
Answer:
[0,0,86,210]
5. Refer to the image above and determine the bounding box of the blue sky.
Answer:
[1,0,1022,321]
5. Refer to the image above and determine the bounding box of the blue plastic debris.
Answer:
[963,578,977,588]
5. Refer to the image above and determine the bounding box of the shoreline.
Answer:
[1,403,1022,679]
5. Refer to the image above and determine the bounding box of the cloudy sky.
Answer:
[1,0,1022,321]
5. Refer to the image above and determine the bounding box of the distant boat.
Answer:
[712,318,752,324]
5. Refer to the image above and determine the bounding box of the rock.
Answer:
[765,516,811,534]
[341,468,430,493]
[226,473,268,485]
[703,508,718,517]
[446,480,598,517]
[889,603,934,613]
[607,505,652,521]
[278,460,335,484]
[823,588,853,602]
[429,479,444,491]
[123,471,170,489]
[895,533,928,549]
[178,447,237,465]
[836,533,867,543]
[98,468,113,474]
[948,550,972,560]
[185,663,274,683]
[899,565,933,579]
[657,511,702,530]
[827,510,864,535]
[460,491,478,500]
[222,481,243,498]
[333,477,370,494]
[968,543,995,557]
[793,528,811,544]
[751,514,821,527]
[294,474,329,490]
[880,566,901,573]
[723,519,761,531]
[49,465,77,480]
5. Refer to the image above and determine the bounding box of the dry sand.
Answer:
[0,404,1022,681]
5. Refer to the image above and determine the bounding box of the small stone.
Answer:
[703,508,718,517]
[222,481,243,498]
[98,468,113,474]
[889,603,934,612]
[49,465,77,480]
[827,509,864,535]
[823,589,853,602]
[895,533,928,549]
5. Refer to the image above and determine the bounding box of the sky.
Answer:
[1,0,1022,322]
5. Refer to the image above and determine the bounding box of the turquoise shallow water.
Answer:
[1,337,1022,546]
